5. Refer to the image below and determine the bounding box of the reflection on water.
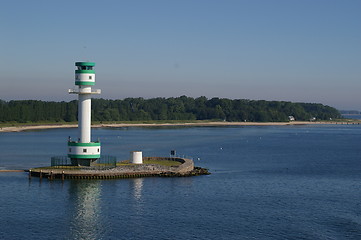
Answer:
[131,178,144,201]
[67,180,103,240]
[129,178,145,219]
[65,178,145,239]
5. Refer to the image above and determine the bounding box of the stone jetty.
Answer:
[29,157,210,180]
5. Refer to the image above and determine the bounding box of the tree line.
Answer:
[0,96,341,123]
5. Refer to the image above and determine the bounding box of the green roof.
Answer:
[75,62,95,66]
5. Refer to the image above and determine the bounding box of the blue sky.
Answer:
[1,0,360,110]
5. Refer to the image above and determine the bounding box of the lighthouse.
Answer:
[67,62,101,166]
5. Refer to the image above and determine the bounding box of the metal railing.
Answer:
[51,155,117,170]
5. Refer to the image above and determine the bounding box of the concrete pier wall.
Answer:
[142,157,194,173]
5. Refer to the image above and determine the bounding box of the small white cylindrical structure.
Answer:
[130,151,143,164]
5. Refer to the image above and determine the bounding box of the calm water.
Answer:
[342,114,361,120]
[1,125,361,239]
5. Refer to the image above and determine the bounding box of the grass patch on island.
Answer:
[118,159,181,167]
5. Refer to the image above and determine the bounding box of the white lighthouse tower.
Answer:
[68,62,101,166]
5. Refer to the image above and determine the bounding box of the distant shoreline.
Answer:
[1,121,359,133]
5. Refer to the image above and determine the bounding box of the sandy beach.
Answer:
[0,121,355,133]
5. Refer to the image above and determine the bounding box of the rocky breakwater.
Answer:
[143,157,210,177]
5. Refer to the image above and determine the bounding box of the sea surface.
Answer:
[342,114,361,120]
[1,125,361,239]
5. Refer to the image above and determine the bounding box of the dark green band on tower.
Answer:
[68,154,101,159]
[75,62,95,67]
[68,142,101,147]
[75,81,96,86]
